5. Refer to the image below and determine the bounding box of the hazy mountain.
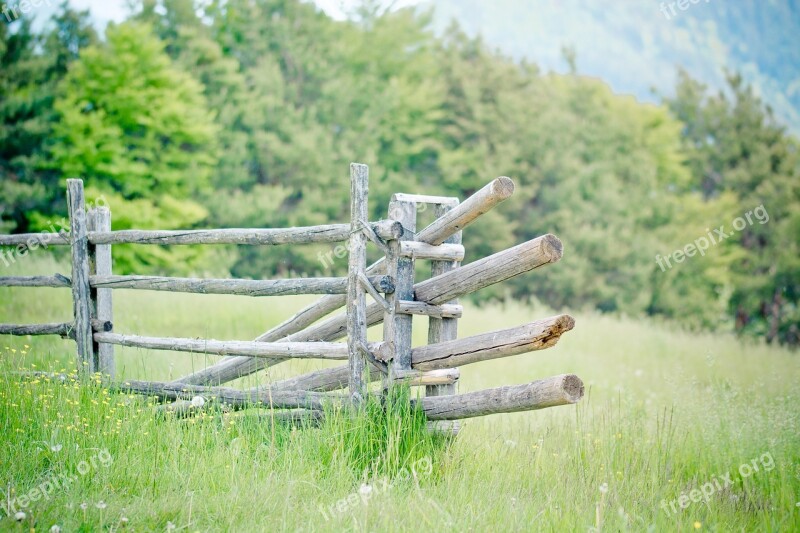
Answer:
[426,0,800,133]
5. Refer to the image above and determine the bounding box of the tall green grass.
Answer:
[0,257,798,531]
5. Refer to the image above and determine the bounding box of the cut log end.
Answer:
[560,373,584,404]
[542,233,563,263]
[491,176,516,199]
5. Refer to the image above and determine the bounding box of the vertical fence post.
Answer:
[67,179,95,376]
[90,207,115,378]
[427,202,462,434]
[347,163,369,403]
[384,198,417,379]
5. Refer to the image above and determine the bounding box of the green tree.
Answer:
[49,21,222,274]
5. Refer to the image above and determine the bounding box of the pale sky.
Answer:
[63,0,423,27]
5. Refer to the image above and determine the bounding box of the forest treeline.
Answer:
[1,1,798,346]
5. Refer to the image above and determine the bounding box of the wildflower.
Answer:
[96,501,107,509]
[14,511,26,521]
[119,516,129,527]
[694,522,702,529]
[504,439,516,448]
[167,521,176,531]
[191,396,205,408]
[599,483,609,494]
[359,484,373,498]
[80,502,88,511]
[51,444,63,452]
[50,526,62,533]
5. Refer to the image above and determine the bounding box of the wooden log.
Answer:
[0,275,70,288]
[93,332,359,360]
[391,193,459,206]
[392,368,460,387]
[414,234,562,305]
[67,179,96,375]
[264,314,574,392]
[413,314,575,370]
[91,208,115,377]
[0,322,73,337]
[347,163,370,402]
[87,220,402,246]
[399,241,465,261]
[416,177,514,245]
[91,319,114,332]
[396,301,463,318]
[88,274,395,296]
[0,232,70,246]
[280,234,563,344]
[426,202,462,435]
[385,199,417,375]
[114,380,344,410]
[171,176,516,386]
[418,374,584,420]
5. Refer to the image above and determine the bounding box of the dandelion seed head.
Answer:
[191,396,205,408]
[599,483,609,494]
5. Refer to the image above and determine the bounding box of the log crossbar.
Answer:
[88,275,395,297]
[2,170,586,427]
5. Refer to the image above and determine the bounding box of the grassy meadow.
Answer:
[0,256,798,532]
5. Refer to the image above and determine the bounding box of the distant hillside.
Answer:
[426,0,800,134]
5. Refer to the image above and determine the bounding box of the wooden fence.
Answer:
[0,166,583,430]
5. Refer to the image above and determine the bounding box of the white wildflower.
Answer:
[14,511,26,521]
[191,396,205,408]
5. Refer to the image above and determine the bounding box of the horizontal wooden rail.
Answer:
[0,275,70,288]
[263,314,574,392]
[390,368,460,387]
[396,301,463,318]
[412,314,575,370]
[93,332,374,360]
[0,322,73,337]
[114,380,344,410]
[391,193,459,206]
[0,319,111,337]
[87,220,402,246]
[417,374,584,420]
[399,242,465,261]
[88,275,395,296]
[0,233,70,246]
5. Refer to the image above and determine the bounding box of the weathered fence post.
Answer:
[347,163,369,403]
[89,207,115,378]
[427,202,462,434]
[67,179,95,376]
[384,198,417,379]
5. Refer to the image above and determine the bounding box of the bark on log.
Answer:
[385,200,416,374]
[174,177,515,386]
[263,314,574,392]
[0,275,70,288]
[418,374,584,420]
[413,314,575,370]
[87,220,402,245]
[88,275,395,296]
